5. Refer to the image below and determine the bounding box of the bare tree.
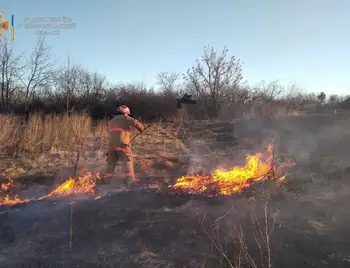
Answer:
[64,56,81,112]
[338,94,350,103]
[51,56,107,112]
[328,94,336,104]
[22,36,55,113]
[283,84,304,113]
[64,56,74,112]
[326,94,350,105]
[80,71,106,103]
[156,72,182,114]
[0,37,25,110]
[156,71,180,92]
[53,56,82,112]
[183,45,243,118]
[252,80,283,102]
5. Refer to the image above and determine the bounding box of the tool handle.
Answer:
[128,124,153,145]
[106,123,153,156]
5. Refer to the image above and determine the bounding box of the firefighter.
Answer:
[104,105,144,185]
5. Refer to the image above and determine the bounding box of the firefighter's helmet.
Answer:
[116,105,130,115]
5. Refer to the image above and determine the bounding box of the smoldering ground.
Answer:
[0,184,231,268]
[173,113,350,267]
[2,113,350,267]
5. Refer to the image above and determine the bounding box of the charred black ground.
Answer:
[1,113,350,267]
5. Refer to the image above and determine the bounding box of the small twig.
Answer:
[264,202,272,268]
[214,204,235,225]
[270,141,276,178]
[74,137,87,179]
[69,201,75,253]
[200,214,235,268]
[238,227,257,268]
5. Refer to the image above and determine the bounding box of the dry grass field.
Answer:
[1,112,350,267]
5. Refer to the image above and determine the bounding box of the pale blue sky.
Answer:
[2,0,350,94]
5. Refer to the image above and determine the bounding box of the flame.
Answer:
[1,178,14,191]
[0,194,32,206]
[169,144,293,196]
[39,172,100,200]
[0,172,102,207]
[0,144,293,206]
[1,184,9,191]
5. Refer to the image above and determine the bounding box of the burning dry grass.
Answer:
[0,113,294,209]
[0,142,292,208]
[169,144,293,196]
[0,172,102,206]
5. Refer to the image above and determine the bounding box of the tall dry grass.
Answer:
[94,119,108,137]
[0,114,95,157]
[0,113,187,158]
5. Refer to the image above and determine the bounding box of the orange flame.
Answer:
[39,172,100,200]
[169,144,293,196]
[0,172,101,207]
[0,194,32,206]
[1,178,14,191]
[0,144,293,206]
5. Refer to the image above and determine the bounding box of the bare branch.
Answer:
[156,71,180,92]
[183,45,243,117]
[0,37,25,109]
[22,36,56,110]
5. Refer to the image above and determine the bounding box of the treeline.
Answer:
[0,37,348,121]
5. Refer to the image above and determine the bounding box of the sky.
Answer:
[1,0,350,95]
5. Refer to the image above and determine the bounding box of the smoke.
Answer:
[185,118,276,175]
[184,112,350,266]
